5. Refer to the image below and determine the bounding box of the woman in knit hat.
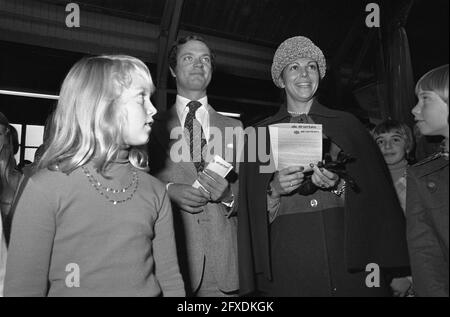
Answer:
[238,36,410,296]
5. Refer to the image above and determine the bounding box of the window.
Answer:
[11,123,44,163]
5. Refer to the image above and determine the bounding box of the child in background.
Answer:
[4,55,185,297]
[373,120,415,212]
[372,119,415,297]
[407,64,449,297]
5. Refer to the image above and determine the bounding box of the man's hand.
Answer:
[167,183,210,214]
[197,170,232,203]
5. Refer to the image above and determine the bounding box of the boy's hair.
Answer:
[168,35,216,71]
[415,64,449,106]
[372,119,415,159]
[37,55,153,175]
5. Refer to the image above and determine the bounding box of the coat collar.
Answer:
[413,153,449,178]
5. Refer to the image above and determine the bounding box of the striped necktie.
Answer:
[184,101,207,172]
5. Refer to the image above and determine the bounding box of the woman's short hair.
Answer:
[372,119,415,160]
[38,55,153,175]
[415,64,449,106]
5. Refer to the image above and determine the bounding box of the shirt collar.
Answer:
[175,95,208,117]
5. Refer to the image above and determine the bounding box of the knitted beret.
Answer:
[271,36,326,87]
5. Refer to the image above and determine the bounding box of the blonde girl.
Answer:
[4,55,185,297]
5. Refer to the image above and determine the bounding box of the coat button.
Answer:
[427,182,437,192]
[310,199,318,207]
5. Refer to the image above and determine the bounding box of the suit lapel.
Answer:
[160,104,233,178]
[207,106,229,164]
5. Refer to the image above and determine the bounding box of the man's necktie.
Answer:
[184,101,207,172]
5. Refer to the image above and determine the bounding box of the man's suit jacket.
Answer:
[148,104,242,294]
[406,154,449,297]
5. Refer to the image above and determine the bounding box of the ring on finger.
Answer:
[290,182,293,188]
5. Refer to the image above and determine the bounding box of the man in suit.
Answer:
[148,35,242,296]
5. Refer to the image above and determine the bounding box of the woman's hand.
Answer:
[269,166,305,198]
[310,163,340,189]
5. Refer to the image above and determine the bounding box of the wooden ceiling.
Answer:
[43,0,366,58]
[0,0,448,126]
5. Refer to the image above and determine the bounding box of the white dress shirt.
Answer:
[175,95,210,142]
[171,95,234,208]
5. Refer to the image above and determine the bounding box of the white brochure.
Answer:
[193,155,233,191]
[268,123,323,171]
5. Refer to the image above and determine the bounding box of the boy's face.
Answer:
[375,131,408,166]
[412,90,449,137]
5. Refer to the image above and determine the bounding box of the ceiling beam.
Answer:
[155,0,184,111]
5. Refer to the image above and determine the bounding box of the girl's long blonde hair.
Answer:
[37,55,153,175]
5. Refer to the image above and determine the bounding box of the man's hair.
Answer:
[37,55,153,175]
[168,35,216,71]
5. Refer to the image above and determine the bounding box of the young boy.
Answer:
[407,64,449,297]
[373,120,415,297]
[373,120,414,212]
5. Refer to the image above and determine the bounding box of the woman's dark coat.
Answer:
[238,100,410,295]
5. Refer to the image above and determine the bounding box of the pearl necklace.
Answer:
[82,166,139,205]
[288,111,308,116]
